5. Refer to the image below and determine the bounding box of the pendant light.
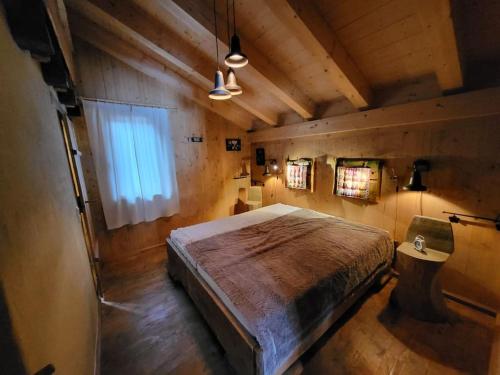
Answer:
[224,1,242,95]
[225,68,242,95]
[209,0,231,100]
[225,0,248,68]
[209,71,232,100]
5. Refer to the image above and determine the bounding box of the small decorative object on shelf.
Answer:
[240,158,249,177]
[334,159,382,201]
[413,235,426,252]
[225,138,241,151]
[286,158,314,191]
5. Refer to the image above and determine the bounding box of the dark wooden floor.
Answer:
[100,247,495,375]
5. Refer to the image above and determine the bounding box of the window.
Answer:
[82,100,179,229]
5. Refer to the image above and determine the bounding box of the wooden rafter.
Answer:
[68,14,255,130]
[415,0,463,91]
[170,0,316,119]
[66,0,278,125]
[265,0,373,109]
[46,0,77,81]
[249,87,500,142]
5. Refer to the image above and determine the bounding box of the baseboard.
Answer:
[101,243,166,267]
[390,269,497,317]
[442,290,497,318]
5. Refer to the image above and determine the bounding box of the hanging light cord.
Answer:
[226,0,231,45]
[213,0,220,69]
[233,0,237,34]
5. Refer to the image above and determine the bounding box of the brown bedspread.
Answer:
[185,209,393,375]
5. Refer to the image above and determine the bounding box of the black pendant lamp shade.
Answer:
[403,159,430,191]
[225,34,248,68]
[225,0,248,68]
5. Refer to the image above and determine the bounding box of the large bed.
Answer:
[167,204,394,375]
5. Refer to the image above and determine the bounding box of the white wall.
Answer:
[0,11,98,375]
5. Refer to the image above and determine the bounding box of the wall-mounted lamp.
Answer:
[263,164,271,177]
[403,159,430,191]
[263,159,279,176]
[444,211,500,231]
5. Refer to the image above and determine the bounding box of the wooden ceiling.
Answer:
[65,0,500,130]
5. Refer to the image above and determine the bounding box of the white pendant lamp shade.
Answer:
[225,68,242,95]
[225,34,248,68]
[209,70,232,100]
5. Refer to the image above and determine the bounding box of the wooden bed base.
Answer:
[166,238,389,375]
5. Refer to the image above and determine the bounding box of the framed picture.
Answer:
[256,148,265,165]
[226,138,241,151]
[286,158,314,191]
[334,159,382,201]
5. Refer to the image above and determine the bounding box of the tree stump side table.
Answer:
[391,241,450,322]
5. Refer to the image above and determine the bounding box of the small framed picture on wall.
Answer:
[226,138,241,151]
[256,148,265,165]
[334,159,382,201]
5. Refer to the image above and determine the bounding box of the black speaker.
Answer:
[256,148,265,166]
[2,0,55,60]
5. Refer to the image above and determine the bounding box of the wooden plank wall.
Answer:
[73,40,250,263]
[251,119,500,311]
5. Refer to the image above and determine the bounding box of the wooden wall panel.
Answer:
[73,40,250,263]
[251,119,500,311]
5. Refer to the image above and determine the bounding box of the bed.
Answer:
[167,204,394,375]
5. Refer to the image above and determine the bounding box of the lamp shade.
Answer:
[403,170,427,191]
[225,34,248,68]
[209,70,232,100]
[225,68,242,95]
[403,159,430,191]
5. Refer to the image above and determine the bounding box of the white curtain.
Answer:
[83,100,179,229]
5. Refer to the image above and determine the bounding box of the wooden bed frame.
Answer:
[166,238,390,375]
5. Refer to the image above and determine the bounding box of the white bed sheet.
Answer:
[170,203,305,248]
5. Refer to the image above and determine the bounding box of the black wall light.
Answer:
[403,159,430,191]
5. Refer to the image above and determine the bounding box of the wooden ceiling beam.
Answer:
[249,87,500,143]
[414,0,463,92]
[170,0,316,119]
[66,0,277,125]
[46,0,77,81]
[68,14,255,130]
[266,0,373,109]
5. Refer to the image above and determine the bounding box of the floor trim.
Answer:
[390,270,497,317]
